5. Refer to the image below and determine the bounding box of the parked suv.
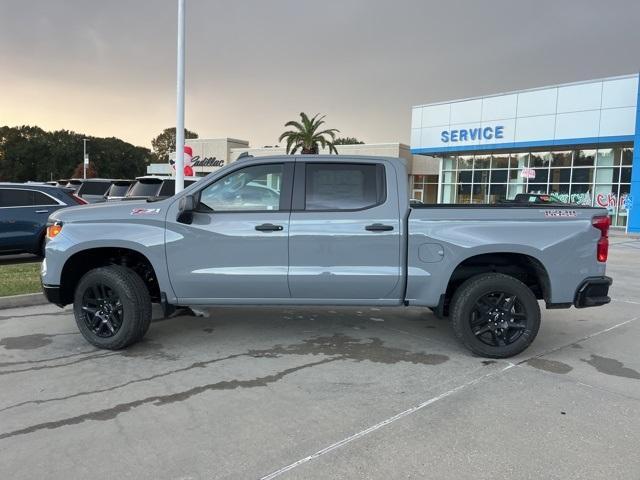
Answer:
[0,183,86,256]
[75,178,118,203]
[124,176,199,200]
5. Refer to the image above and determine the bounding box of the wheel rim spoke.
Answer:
[474,325,491,336]
[509,322,527,330]
[503,295,516,310]
[82,282,123,338]
[470,291,529,348]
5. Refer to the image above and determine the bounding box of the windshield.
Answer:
[78,181,111,196]
[127,180,161,197]
[107,183,132,197]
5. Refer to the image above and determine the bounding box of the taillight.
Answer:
[592,215,610,262]
[71,193,88,205]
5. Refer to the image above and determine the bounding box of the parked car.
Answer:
[42,155,612,358]
[55,179,70,187]
[507,193,566,204]
[104,180,134,201]
[0,183,86,256]
[74,178,118,203]
[124,176,199,200]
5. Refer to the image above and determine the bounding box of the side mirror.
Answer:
[177,194,196,224]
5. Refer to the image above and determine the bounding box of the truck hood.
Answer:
[49,198,172,224]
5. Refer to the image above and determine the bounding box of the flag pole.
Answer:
[175,0,186,193]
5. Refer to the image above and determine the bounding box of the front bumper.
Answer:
[574,276,612,308]
[42,284,65,307]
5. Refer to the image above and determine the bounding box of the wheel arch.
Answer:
[58,247,161,306]
[440,251,551,316]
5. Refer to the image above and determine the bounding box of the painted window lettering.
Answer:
[441,125,504,143]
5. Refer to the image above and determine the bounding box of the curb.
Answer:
[0,292,49,310]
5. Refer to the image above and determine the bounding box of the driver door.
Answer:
[166,161,293,302]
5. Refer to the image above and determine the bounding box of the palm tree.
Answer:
[278,112,340,154]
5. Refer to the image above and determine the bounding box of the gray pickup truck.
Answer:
[41,155,612,358]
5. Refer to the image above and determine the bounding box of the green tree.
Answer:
[278,113,340,154]
[0,125,151,182]
[334,137,364,145]
[151,127,199,163]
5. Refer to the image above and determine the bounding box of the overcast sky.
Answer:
[1,0,639,149]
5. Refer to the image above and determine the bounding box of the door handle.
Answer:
[255,223,284,232]
[365,223,394,232]
[35,210,50,214]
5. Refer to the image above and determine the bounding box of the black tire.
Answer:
[73,265,152,350]
[450,273,541,358]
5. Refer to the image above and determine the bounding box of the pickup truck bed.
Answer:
[41,155,612,358]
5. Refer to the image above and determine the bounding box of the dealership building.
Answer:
[410,73,640,231]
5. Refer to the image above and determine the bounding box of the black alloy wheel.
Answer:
[470,292,528,347]
[73,265,152,349]
[450,273,541,358]
[81,283,124,338]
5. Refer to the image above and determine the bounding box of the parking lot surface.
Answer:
[1,237,639,479]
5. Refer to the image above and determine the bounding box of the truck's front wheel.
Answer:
[73,266,152,350]
[450,273,540,358]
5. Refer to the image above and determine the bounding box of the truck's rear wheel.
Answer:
[450,273,540,358]
[73,266,152,350]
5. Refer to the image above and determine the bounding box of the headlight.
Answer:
[46,222,63,239]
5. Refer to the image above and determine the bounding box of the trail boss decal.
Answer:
[544,209,577,218]
[131,208,161,216]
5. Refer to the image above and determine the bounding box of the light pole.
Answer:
[83,138,89,179]
[174,0,186,193]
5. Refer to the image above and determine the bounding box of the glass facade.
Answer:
[436,145,633,227]
[410,174,438,203]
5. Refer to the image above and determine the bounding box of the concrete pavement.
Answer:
[0,238,639,479]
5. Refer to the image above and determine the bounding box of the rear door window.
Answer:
[32,191,59,206]
[304,163,385,211]
[0,189,59,207]
[0,189,33,207]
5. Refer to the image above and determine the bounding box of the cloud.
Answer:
[1,0,639,148]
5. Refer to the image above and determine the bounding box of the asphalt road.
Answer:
[1,237,639,480]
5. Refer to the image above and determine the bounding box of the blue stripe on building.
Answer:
[410,135,635,155]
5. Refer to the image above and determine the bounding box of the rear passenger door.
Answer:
[0,188,60,252]
[288,161,402,302]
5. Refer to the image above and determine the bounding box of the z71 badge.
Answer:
[131,208,161,216]
[544,209,576,218]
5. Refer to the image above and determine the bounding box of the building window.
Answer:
[436,145,633,226]
[411,174,438,203]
